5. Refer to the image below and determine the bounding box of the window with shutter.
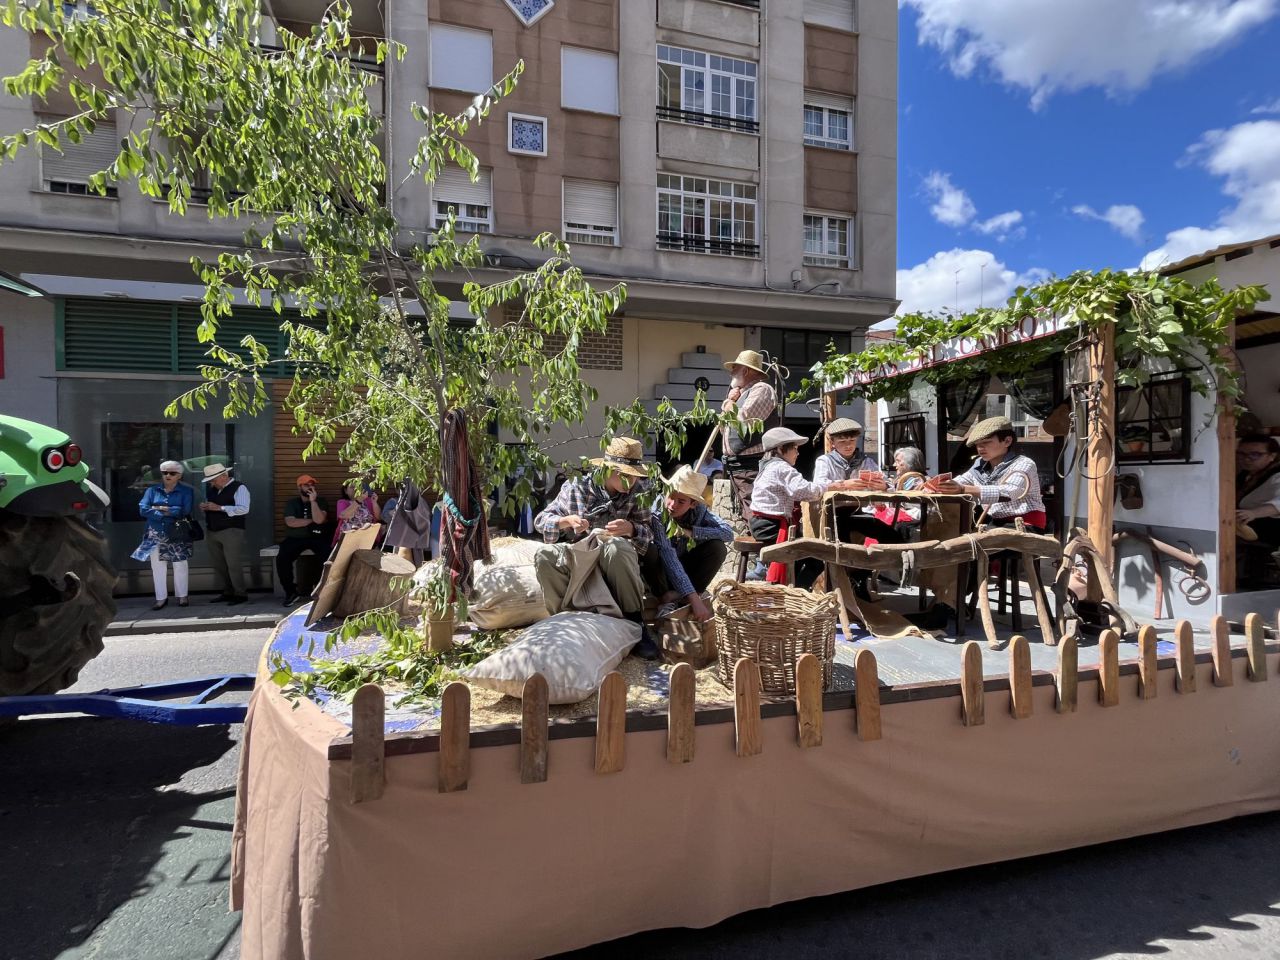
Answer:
[428,24,493,94]
[562,179,618,246]
[803,0,856,32]
[432,167,493,233]
[39,117,118,197]
[803,91,854,150]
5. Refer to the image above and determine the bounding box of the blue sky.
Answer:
[894,0,1280,316]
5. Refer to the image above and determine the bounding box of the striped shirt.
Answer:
[953,453,1044,519]
[533,476,653,553]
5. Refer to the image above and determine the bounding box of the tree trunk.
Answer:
[333,550,416,620]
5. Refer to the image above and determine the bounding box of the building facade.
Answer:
[0,0,897,592]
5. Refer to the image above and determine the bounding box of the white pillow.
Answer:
[462,612,640,704]
[470,563,548,630]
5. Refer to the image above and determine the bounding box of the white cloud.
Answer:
[903,0,1278,109]
[974,210,1025,240]
[923,171,977,227]
[1071,203,1146,241]
[1141,119,1280,269]
[896,248,1050,316]
[1252,98,1280,114]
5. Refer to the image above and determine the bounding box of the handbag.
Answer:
[172,514,204,543]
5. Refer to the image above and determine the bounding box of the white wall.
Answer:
[0,293,57,424]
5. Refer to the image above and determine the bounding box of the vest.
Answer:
[817,450,875,482]
[725,382,782,457]
[206,480,246,532]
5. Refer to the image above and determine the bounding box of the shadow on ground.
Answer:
[0,717,241,960]
[557,811,1280,960]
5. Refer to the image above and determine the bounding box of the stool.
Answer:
[732,537,764,582]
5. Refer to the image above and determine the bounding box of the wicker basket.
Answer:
[712,582,839,694]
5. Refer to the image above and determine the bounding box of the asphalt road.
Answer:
[4,627,1280,960]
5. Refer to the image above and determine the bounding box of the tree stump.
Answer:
[333,550,416,620]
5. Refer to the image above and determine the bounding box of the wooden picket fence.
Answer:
[343,612,1275,804]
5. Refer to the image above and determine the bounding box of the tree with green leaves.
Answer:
[1,0,730,521]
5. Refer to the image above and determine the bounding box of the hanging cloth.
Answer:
[440,409,492,596]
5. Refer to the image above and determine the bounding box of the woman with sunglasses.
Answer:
[130,460,196,609]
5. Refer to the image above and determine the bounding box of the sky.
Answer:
[893,0,1280,319]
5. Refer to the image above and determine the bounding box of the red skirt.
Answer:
[754,509,799,584]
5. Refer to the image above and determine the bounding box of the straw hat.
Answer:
[589,437,649,478]
[825,417,863,437]
[723,349,766,375]
[664,465,707,499]
[965,415,1013,445]
[762,427,809,452]
[201,462,231,483]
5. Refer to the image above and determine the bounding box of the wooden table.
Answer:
[801,490,975,638]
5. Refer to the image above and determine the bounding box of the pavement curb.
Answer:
[106,613,283,636]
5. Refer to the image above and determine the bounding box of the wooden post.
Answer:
[960,641,985,727]
[1008,635,1032,719]
[822,391,837,451]
[438,682,470,793]
[734,658,763,757]
[1086,324,1116,597]
[350,683,386,804]
[854,648,882,741]
[1138,624,1158,700]
[794,653,823,748]
[1211,614,1234,687]
[1056,632,1078,714]
[1174,619,1196,694]
[594,671,627,774]
[1098,629,1120,707]
[520,673,549,784]
[667,662,696,764]
[1246,612,1268,682]
[1218,315,1237,594]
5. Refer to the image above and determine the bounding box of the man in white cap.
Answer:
[640,465,734,622]
[719,349,779,517]
[199,462,251,604]
[533,437,655,652]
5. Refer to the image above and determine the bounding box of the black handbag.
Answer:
[172,515,204,543]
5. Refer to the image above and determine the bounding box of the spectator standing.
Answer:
[278,474,330,606]
[131,459,195,609]
[200,463,251,604]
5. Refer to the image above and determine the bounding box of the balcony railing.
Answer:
[720,0,761,8]
[657,233,759,258]
[656,105,759,135]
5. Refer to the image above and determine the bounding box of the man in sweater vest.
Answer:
[199,463,252,604]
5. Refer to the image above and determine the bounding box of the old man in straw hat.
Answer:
[198,462,251,604]
[533,437,657,654]
[720,348,779,517]
[640,465,734,623]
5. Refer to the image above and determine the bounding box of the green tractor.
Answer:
[1,414,117,696]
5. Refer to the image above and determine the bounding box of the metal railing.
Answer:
[656,105,760,135]
[657,233,760,258]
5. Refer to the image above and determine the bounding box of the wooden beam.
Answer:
[794,653,823,748]
[1086,322,1116,589]
[854,648,882,741]
[437,682,470,794]
[960,641,985,727]
[520,673,549,784]
[350,683,386,804]
[734,658,763,757]
[594,672,627,774]
[1008,635,1032,719]
[1138,624,1158,699]
[761,528,1062,569]
[1246,612,1268,682]
[667,662,696,764]
[1218,315,1238,593]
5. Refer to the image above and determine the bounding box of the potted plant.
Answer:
[417,567,467,653]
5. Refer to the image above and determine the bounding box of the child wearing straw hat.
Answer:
[640,465,734,621]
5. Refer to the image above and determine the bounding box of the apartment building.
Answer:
[0,0,897,591]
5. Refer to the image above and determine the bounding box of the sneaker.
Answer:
[226,595,249,606]
[632,635,661,661]
[745,561,767,582]
[282,593,300,606]
[209,594,232,603]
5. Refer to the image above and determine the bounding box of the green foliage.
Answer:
[0,0,746,510]
[410,565,468,621]
[269,610,507,706]
[810,270,1269,402]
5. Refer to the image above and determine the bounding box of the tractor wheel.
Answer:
[0,513,117,697]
